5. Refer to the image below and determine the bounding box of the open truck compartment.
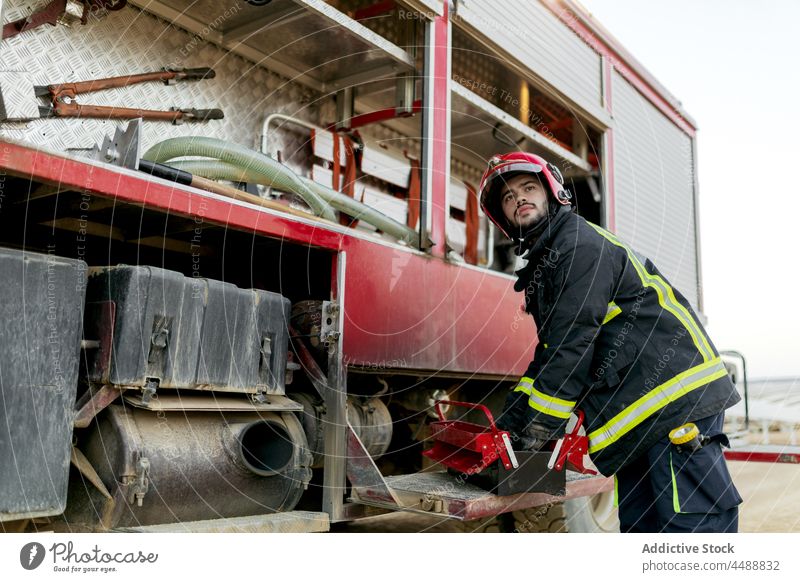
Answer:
[1,0,754,533]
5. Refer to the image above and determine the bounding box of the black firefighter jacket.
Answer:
[513,207,740,476]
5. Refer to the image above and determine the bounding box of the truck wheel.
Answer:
[504,502,568,532]
[564,492,620,532]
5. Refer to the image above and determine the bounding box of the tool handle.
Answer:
[51,102,183,121]
[46,68,216,97]
[550,409,597,475]
[49,102,223,123]
[168,67,216,81]
[434,399,498,431]
[191,175,328,220]
[176,108,225,122]
[555,410,585,468]
[567,409,585,435]
[137,162,323,221]
[50,72,175,95]
[137,160,193,185]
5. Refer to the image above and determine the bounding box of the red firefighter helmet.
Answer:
[478,152,572,239]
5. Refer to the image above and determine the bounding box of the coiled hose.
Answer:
[143,137,335,221]
[143,137,418,246]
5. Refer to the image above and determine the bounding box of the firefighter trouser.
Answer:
[615,413,742,533]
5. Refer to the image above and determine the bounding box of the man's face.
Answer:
[500,173,549,230]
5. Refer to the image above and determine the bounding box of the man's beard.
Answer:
[514,199,554,239]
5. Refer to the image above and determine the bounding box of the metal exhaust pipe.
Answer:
[233,420,296,476]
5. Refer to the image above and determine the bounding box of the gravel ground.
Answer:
[730,461,800,532]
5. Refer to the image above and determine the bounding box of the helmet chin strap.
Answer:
[513,199,569,254]
[513,198,557,239]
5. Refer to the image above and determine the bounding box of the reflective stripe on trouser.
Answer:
[588,223,715,362]
[514,376,576,420]
[670,451,681,512]
[588,357,728,454]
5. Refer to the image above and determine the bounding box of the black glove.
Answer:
[497,390,557,452]
[496,390,529,434]
[517,422,554,452]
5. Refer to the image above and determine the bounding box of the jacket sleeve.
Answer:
[516,238,617,433]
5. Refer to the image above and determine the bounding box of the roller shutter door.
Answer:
[456,0,604,122]
[612,71,700,309]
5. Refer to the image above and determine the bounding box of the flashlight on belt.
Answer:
[668,423,710,453]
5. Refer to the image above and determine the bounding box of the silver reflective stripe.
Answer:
[515,378,574,419]
[588,358,728,454]
[528,385,575,420]
[514,377,533,396]
[603,302,621,325]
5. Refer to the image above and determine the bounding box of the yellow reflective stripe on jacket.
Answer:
[514,377,575,420]
[588,224,715,362]
[529,399,572,419]
[514,377,533,396]
[587,357,728,454]
[603,302,622,325]
[528,384,575,420]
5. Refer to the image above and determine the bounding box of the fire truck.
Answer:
[0,0,775,533]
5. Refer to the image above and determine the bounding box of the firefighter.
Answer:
[479,152,742,533]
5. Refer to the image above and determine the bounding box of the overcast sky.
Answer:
[579,0,799,379]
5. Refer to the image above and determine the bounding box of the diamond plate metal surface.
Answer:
[0,0,484,239]
[0,70,39,120]
[0,0,323,175]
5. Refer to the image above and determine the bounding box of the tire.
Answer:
[456,491,620,533]
[504,502,568,533]
[564,491,620,533]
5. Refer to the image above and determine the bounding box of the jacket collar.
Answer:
[512,206,573,292]
[517,205,573,260]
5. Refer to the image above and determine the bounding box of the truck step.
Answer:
[350,471,611,521]
[116,511,330,533]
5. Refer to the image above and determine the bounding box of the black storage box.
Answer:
[84,266,290,396]
[461,450,566,497]
[0,249,87,521]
